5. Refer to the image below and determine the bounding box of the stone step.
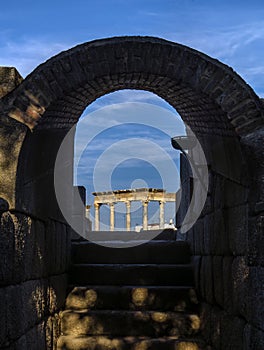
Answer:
[65,286,199,311]
[77,229,177,243]
[57,335,206,350]
[60,310,201,337]
[72,241,191,264]
[70,264,194,286]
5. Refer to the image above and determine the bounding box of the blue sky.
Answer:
[0,0,263,96]
[1,0,263,229]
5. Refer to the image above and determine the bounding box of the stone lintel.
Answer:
[93,188,176,205]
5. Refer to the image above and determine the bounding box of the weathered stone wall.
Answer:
[177,131,264,349]
[0,37,263,350]
[0,210,71,349]
[0,69,72,349]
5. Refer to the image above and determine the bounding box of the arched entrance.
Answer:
[0,36,263,349]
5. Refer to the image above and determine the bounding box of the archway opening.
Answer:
[73,89,185,232]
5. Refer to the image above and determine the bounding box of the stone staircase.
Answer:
[57,230,206,350]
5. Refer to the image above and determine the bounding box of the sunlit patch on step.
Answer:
[151,312,168,323]
[66,287,98,309]
[176,342,200,350]
[132,339,150,350]
[96,336,123,348]
[132,288,147,306]
[131,288,155,307]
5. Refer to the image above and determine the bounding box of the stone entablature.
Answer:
[92,188,176,231]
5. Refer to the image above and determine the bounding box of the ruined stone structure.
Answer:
[0,36,263,349]
[92,188,175,231]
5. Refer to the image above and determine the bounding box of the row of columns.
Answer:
[94,200,165,231]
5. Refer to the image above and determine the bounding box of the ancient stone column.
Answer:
[142,201,149,231]
[159,201,165,229]
[126,201,131,231]
[109,203,115,231]
[94,203,100,231]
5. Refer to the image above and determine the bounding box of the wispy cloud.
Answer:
[1,21,263,96]
[166,21,264,96]
[0,37,72,77]
[168,21,264,59]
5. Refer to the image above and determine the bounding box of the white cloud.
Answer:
[168,22,264,59]
[0,37,72,77]
[1,24,263,95]
[166,21,264,96]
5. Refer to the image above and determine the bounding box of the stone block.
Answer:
[192,255,201,294]
[0,212,15,285]
[45,314,60,350]
[212,174,225,210]
[202,134,245,185]
[23,217,36,280]
[224,178,248,208]
[225,205,248,256]
[193,219,204,255]
[66,225,72,268]
[57,222,67,273]
[247,267,264,330]
[19,128,73,221]
[25,322,46,350]
[248,215,264,266]
[186,227,195,254]
[201,193,213,217]
[54,221,63,274]
[222,256,234,313]
[220,314,246,350]
[210,306,222,350]
[45,316,53,350]
[6,280,48,341]
[59,222,71,274]
[231,256,250,319]
[203,214,213,255]
[199,302,212,344]
[48,274,68,314]
[19,216,44,281]
[0,287,7,347]
[14,335,27,350]
[241,127,264,206]
[52,313,61,350]
[10,213,32,283]
[14,215,46,281]
[244,323,264,350]
[212,256,224,308]
[32,220,46,278]
[22,280,48,329]
[45,220,57,275]
[200,256,214,304]
[212,209,229,255]
[6,285,25,341]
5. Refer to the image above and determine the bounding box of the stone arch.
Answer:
[0,36,263,348]
[0,36,261,214]
[1,36,263,134]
